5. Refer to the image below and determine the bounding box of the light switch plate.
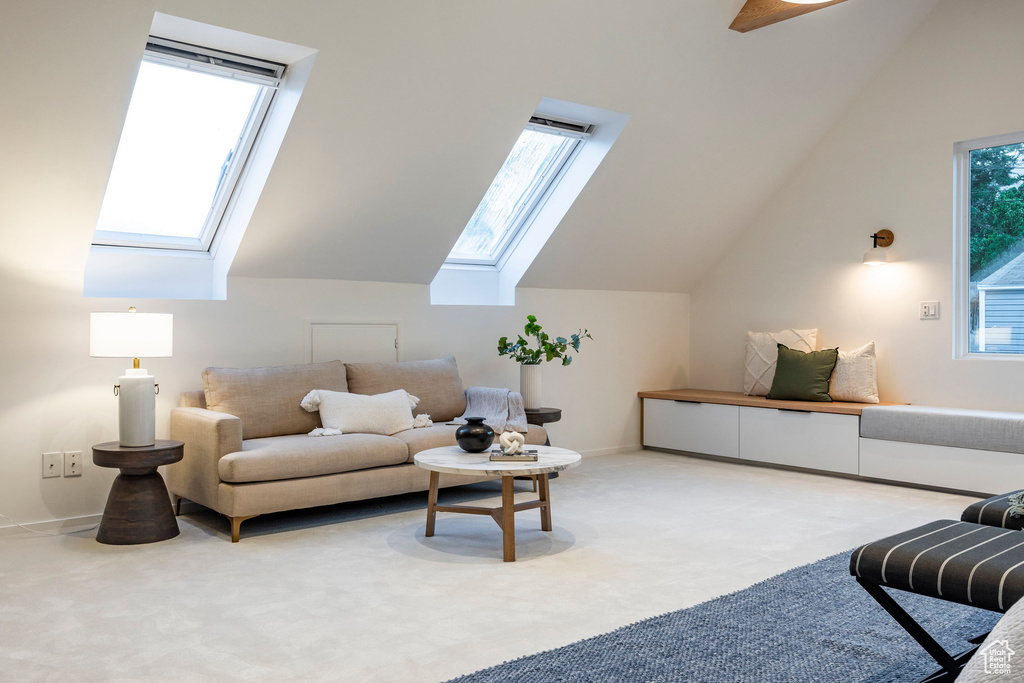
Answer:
[42,452,62,478]
[64,451,82,477]
[920,301,940,319]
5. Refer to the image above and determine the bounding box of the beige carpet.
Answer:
[0,450,979,682]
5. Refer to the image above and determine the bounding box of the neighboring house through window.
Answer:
[955,132,1024,356]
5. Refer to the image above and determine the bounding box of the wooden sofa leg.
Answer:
[229,515,258,543]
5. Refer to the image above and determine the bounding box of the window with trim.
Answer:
[956,132,1024,355]
[92,37,285,252]
[445,115,593,267]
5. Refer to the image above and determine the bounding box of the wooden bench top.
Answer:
[637,388,897,416]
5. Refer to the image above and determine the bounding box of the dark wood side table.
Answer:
[525,407,562,480]
[525,408,561,443]
[92,440,184,545]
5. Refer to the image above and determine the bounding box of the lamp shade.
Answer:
[863,248,888,266]
[90,312,173,358]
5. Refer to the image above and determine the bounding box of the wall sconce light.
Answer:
[863,229,894,266]
[90,307,173,447]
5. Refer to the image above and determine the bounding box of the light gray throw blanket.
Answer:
[456,386,529,433]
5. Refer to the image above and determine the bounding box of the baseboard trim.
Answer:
[0,512,103,537]
[579,444,642,458]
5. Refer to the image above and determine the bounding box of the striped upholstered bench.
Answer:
[962,490,1024,530]
[851,520,1024,680]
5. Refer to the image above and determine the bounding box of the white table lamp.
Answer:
[90,307,173,447]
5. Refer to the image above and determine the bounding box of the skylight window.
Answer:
[92,38,284,251]
[446,116,592,266]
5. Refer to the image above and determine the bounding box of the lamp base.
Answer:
[118,369,155,447]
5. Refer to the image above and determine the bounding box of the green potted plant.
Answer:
[498,315,592,410]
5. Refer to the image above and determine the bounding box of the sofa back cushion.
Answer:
[203,361,348,439]
[345,356,466,422]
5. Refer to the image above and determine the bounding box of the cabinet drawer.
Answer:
[739,407,859,474]
[643,399,739,458]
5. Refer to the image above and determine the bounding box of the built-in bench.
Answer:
[639,389,1024,495]
[860,405,1024,495]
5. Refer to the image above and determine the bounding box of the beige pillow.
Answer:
[829,342,879,403]
[203,361,348,440]
[743,329,818,396]
[301,389,418,436]
[345,356,466,422]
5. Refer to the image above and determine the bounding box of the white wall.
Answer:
[0,269,688,528]
[690,0,1024,410]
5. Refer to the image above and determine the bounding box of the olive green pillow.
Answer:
[766,344,839,402]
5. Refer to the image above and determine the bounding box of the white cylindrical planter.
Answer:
[520,363,542,410]
[118,368,156,447]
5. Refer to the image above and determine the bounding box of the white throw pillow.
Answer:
[300,389,420,436]
[829,342,879,404]
[743,329,818,396]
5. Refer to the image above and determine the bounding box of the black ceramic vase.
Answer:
[455,417,495,453]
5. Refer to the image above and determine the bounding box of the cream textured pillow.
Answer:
[743,329,818,396]
[300,389,420,436]
[829,342,879,404]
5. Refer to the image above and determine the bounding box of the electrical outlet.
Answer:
[920,301,940,320]
[64,451,82,477]
[42,452,62,479]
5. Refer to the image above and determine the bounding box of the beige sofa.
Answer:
[167,356,547,542]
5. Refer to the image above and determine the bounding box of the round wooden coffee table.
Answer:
[414,445,581,562]
[92,440,184,545]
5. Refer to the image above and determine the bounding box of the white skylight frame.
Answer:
[445,116,593,267]
[84,13,318,301]
[431,98,630,306]
[91,36,285,253]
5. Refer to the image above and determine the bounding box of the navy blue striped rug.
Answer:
[446,551,1000,683]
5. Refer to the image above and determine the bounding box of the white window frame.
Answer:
[953,130,1024,359]
[444,117,592,268]
[431,98,631,306]
[84,12,318,301]
[91,36,285,253]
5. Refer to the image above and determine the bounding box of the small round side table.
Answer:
[92,440,184,545]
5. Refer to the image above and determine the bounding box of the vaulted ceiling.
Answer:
[0,0,941,293]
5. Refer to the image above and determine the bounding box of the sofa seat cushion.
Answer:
[861,405,1024,454]
[203,361,348,440]
[393,423,549,463]
[345,356,466,422]
[219,433,409,483]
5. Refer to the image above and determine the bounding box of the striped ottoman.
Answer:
[851,520,1024,680]
[961,490,1024,530]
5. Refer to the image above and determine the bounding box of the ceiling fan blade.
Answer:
[730,0,848,33]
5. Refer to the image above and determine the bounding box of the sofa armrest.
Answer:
[167,407,243,513]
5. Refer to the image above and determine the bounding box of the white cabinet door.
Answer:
[643,399,740,458]
[739,407,859,474]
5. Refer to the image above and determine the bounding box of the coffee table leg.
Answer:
[538,473,552,532]
[426,471,439,537]
[502,476,516,562]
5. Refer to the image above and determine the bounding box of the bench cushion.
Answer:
[962,490,1024,530]
[203,361,349,440]
[850,520,1024,613]
[219,433,408,483]
[860,405,1024,454]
